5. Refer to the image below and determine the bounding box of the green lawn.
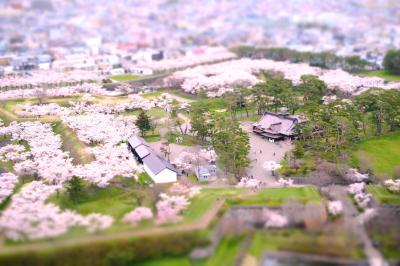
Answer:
[110,74,141,82]
[148,107,168,118]
[167,132,198,146]
[230,186,321,206]
[142,91,162,99]
[367,185,400,205]
[181,188,243,223]
[181,187,321,223]
[52,122,94,164]
[248,229,364,259]
[279,156,316,177]
[138,172,154,186]
[168,90,197,100]
[48,177,153,220]
[144,133,161,142]
[361,70,400,82]
[205,236,244,266]
[351,132,400,179]
[136,257,192,266]
[48,186,138,219]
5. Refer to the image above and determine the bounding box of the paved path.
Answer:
[327,185,387,266]
[241,122,292,185]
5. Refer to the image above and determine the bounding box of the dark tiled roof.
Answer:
[253,112,300,136]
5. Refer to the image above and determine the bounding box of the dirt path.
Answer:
[327,185,387,266]
[0,199,225,255]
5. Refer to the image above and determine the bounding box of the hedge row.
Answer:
[0,231,209,266]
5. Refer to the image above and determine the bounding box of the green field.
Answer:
[167,132,198,146]
[182,187,321,224]
[361,70,400,82]
[49,186,136,219]
[110,74,141,81]
[230,186,321,206]
[47,177,153,220]
[142,91,163,99]
[136,257,192,266]
[136,236,243,266]
[367,185,400,205]
[248,229,364,259]
[351,132,400,179]
[205,236,244,266]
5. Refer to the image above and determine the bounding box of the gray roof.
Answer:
[142,153,176,175]
[128,135,145,149]
[253,112,299,136]
[135,144,151,159]
[128,135,176,175]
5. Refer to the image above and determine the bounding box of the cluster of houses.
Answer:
[0,50,160,77]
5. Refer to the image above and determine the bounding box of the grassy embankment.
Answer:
[110,74,141,82]
[361,70,400,82]
[350,131,400,179]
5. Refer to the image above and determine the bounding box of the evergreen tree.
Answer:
[135,111,151,136]
[66,176,85,203]
[211,117,250,177]
[383,49,400,75]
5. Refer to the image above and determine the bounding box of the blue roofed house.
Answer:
[128,136,177,183]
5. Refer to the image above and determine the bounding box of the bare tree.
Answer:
[150,119,158,135]
[35,89,47,105]
[160,141,171,161]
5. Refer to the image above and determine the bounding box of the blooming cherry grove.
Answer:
[16,93,173,117]
[0,71,103,90]
[155,183,201,224]
[0,181,113,241]
[0,83,108,102]
[155,193,190,224]
[165,58,400,96]
[122,207,153,225]
[348,182,372,210]
[327,201,343,216]
[0,108,146,239]
[384,179,400,193]
[0,172,18,204]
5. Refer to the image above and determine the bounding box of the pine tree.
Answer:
[66,176,85,203]
[135,111,151,136]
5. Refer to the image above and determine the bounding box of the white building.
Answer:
[128,136,177,183]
